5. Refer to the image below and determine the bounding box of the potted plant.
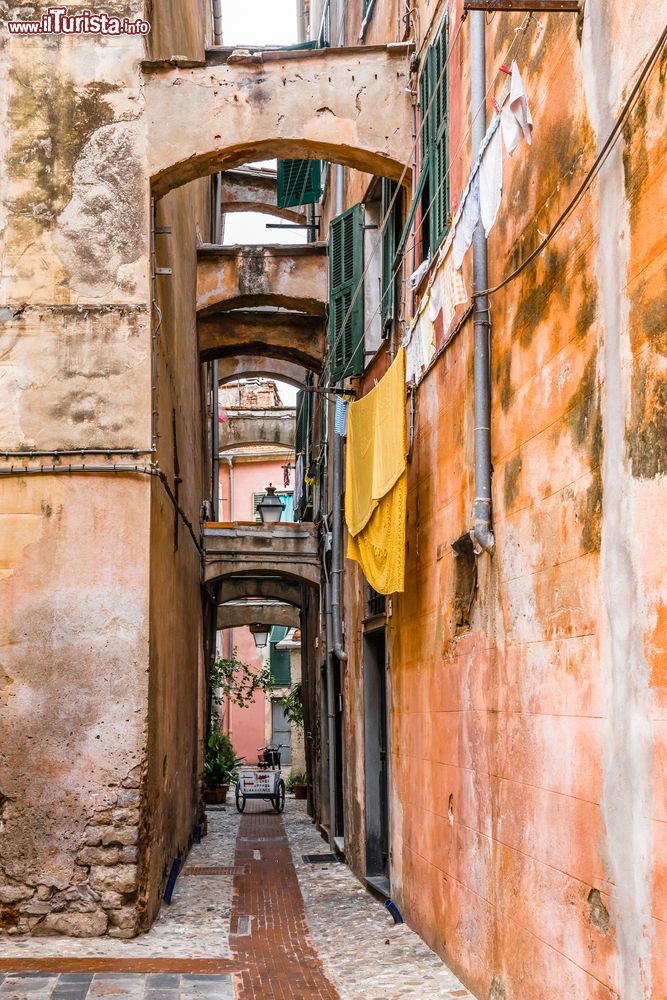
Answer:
[204,730,244,804]
[286,770,308,800]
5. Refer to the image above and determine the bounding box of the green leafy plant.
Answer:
[285,770,308,793]
[204,730,244,788]
[210,647,274,710]
[283,682,304,730]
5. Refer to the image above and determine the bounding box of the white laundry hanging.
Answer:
[501,60,533,154]
[479,121,503,238]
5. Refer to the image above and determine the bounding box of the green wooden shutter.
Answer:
[328,203,364,383]
[429,23,450,251]
[294,388,311,521]
[418,19,449,255]
[269,626,291,686]
[277,160,322,208]
[381,179,399,333]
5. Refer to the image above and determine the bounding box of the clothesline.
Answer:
[404,59,534,388]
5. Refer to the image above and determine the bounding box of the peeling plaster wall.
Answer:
[0,0,209,938]
[144,178,210,927]
[336,2,666,997]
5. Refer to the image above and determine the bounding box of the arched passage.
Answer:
[218,577,304,606]
[145,45,412,196]
[200,311,324,370]
[219,407,295,451]
[203,522,320,587]
[218,356,309,388]
[220,167,307,225]
[217,600,300,630]
[197,244,327,317]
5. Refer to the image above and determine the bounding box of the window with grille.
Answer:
[328,202,364,383]
[419,17,450,255]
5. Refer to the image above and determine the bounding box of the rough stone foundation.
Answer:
[0,766,145,939]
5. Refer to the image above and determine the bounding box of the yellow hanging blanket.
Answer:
[345,349,407,594]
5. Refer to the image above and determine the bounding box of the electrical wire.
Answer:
[474,21,667,299]
[326,16,666,381]
[344,13,533,362]
[321,11,468,385]
[0,461,204,556]
[322,10,532,384]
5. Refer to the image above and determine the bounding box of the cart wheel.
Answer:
[235,782,246,813]
[273,779,286,813]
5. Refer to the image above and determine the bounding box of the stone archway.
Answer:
[217,356,309,388]
[219,407,295,451]
[145,45,412,196]
[220,167,307,224]
[200,311,324,370]
[218,577,304,606]
[197,244,327,317]
[217,600,300,630]
[203,522,320,587]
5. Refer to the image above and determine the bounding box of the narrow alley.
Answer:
[0,0,665,996]
[0,799,471,1000]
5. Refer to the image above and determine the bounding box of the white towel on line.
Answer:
[479,122,503,238]
[501,60,533,154]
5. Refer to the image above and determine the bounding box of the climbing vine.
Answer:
[283,682,304,730]
[210,648,274,709]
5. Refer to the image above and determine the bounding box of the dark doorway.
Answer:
[333,658,345,844]
[363,630,389,892]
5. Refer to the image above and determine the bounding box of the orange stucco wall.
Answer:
[337,3,666,998]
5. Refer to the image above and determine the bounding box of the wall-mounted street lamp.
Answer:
[257,484,285,524]
[249,624,270,649]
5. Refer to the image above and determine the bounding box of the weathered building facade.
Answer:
[0,0,665,998]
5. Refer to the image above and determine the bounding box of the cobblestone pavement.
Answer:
[0,800,473,1000]
[284,804,473,1000]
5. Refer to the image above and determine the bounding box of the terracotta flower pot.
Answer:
[204,784,229,805]
[293,783,308,800]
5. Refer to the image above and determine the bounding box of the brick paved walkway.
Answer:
[231,805,339,1000]
[0,801,473,999]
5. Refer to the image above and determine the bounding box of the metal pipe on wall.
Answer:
[296,0,306,43]
[321,533,339,847]
[470,11,495,554]
[330,421,347,662]
[212,364,220,519]
[211,0,223,45]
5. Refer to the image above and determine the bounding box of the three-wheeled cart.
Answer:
[235,744,286,813]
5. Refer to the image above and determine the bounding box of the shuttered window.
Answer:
[294,387,311,522]
[277,160,322,208]
[328,203,364,383]
[381,179,401,334]
[419,18,450,254]
[269,626,291,686]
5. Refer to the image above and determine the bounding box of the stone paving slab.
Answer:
[0,975,233,1000]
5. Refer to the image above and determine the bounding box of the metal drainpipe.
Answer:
[212,366,220,519]
[227,456,234,520]
[321,548,338,846]
[296,0,306,43]
[211,0,223,45]
[470,11,494,555]
[330,416,347,661]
